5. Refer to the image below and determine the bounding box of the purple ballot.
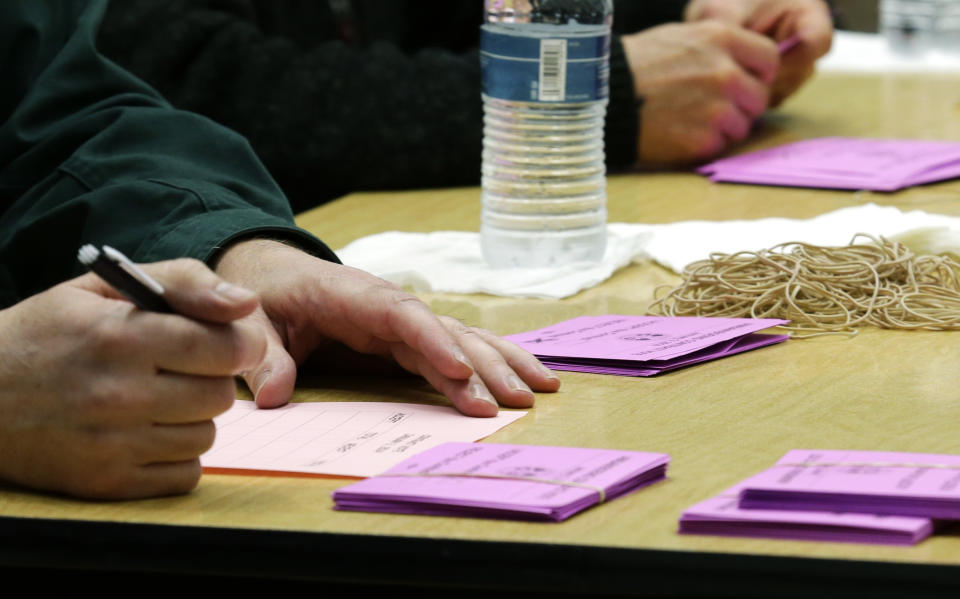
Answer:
[504,315,788,376]
[740,450,960,520]
[679,482,933,546]
[698,137,960,191]
[332,442,670,522]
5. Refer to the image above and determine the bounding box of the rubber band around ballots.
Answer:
[777,462,960,470]
[376,472,607,503]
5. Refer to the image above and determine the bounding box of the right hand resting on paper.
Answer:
[0,259,266,499]
[622,21,779,164]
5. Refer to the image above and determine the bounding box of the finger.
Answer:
[150,373,236,423]
[685,0,749,24]
[75,459,203,500]
[453,326,536,409]
[235,306,298,409]
[723,65,770,120]
[343,281,475,381]
[470,328,562,393]
[715,101,753,144]
[390,344,499,417]
[721,26,779,85]
[781,3,833,59]
[139,312,267,375]
[127,460,204,498]
[133,421,219,464]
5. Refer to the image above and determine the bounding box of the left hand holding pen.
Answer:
[214,239,561,417]
[685,0,833,106]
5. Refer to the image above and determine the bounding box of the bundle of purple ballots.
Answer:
[678,449,960,545]
[697,137,960,191]
[332,442,670,522]
[503,315,788,376]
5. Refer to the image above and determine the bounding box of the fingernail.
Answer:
[215,281,257,303]
[253,369,271,395]
[470,383,497,406]
[453,346,474,372]
[540,363,560,380]
[506,374,534,396]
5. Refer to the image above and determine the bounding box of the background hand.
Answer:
[685,0,833,105]
[0,259,265,499]
[622,21,778,164]
[213,240,561,417]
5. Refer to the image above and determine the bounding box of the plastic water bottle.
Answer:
[881,0,960,56]
[480,0,612,268]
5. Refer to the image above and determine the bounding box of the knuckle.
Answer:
[88,313,137,358]
[80,376,134,418]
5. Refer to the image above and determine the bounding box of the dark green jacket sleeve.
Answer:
[0,0,338,308]
[97,0,687,212]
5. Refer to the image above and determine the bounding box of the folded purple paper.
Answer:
[679,481,933,546]
[504,315,788,376]
[332,442,669,521]
[698,137,960,191]
[739,449,960,519]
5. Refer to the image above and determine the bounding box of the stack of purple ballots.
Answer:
[679,482,933,546]
[503,315,788,376]
[678,449,960,546]
[697,137,960,191]
[739,449,960,520]
[332,442,669,522]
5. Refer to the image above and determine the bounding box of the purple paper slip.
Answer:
[678,491,932,545]
[504,315,788,377]
[739,450,960,520]
[698,137,960,191]
[332,442,670,522]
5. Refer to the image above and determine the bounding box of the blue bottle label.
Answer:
[481,26,610,103]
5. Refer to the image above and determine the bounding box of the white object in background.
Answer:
[336,204,960,299]
[818,30,960,73]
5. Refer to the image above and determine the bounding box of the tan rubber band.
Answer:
[377,472,606,503]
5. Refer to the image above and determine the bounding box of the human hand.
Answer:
[685,0,833,105]
[622,21,778,164]
[213,239,562,417]
[0,259,266,499]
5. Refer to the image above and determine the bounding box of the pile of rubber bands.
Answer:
[649,234,960,337]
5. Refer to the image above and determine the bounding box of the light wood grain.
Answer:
[4,71,960,567]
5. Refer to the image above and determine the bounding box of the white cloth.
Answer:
[336,204,960,299]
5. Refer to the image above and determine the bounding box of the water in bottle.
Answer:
[480,0,612,268]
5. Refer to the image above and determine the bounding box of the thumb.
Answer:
[117,257,260,323]
[239,307,298,409]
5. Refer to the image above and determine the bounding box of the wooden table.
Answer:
[3,72,960,597]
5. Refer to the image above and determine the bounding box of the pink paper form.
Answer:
[202,400,526,477]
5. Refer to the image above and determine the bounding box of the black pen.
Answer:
[77,244,173,312]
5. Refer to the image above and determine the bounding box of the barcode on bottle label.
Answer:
[538,39,567,101]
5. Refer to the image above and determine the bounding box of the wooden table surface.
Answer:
[3,72,960,596]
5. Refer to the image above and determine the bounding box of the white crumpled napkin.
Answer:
[336,204,960,299]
